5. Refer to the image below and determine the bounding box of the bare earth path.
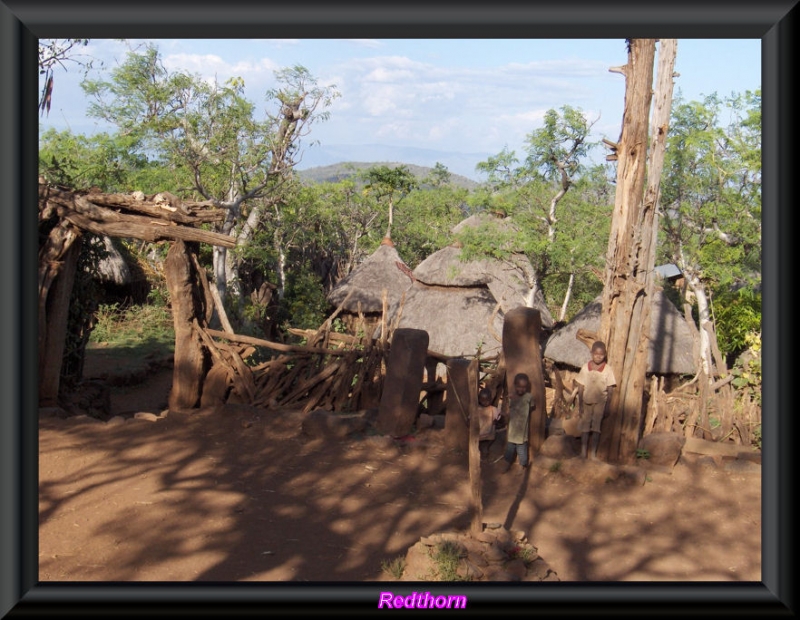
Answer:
[39,363,761,594]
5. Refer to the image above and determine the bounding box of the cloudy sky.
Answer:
[38,38,761,179]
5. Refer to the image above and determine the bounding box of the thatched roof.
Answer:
[384,281,505,358]
[95,236,147,285]
[542,290,697,375]
[412,245,554,327]
[327,238,414,314]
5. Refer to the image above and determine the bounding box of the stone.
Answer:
[638,431,685,468]
[133,412,159,422]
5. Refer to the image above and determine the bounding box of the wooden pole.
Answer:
[467,358,483,536]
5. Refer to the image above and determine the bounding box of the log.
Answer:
[61,209,236,247]
[166,241,207,410]
[205,328,349,356]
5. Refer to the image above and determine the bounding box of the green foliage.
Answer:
[524,105,595,182]
[281,263,331,331]
[394,185,469,266]
[548,461,562,473]
[380,556,406,579]
[429,541,467,581]
[423,162,453,188]
[712,286,761,358]
[730,332,762,407]
[39,128,150,192]
[90,302,174,349]
[660,91,761,295]
[635,449,651,460]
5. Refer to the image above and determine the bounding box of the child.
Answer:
[575,340,616,460]
[501,373,534,473]
[477,387,501,461]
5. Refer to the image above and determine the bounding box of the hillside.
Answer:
[296,162,480,191]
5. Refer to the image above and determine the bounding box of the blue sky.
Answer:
[39,38,761,179]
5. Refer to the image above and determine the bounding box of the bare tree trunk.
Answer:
[558,272,574,322]
[39,236,83,406]
[599,39,677,464]
[166,240,210,410]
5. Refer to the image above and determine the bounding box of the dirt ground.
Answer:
[38,356,762,587]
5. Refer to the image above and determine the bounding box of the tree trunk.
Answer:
[599,39,677,464]
[166,240,210,410]
[39,236,82,406]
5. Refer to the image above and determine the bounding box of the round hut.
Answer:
[542,290,697,375]
[384,281,505,358]
[326,237,415,333]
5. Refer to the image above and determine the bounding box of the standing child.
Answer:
[501,373,534,473]
[575,340,616,460]
[477,387,501,461]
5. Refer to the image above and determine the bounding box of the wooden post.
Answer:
[444,358,472,452]
[502,307,546,454]
[39,235,83,406]
[374,328,429,437]
[165,240,209,410]
[466,358,483,536]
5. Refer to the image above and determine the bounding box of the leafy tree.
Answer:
[392,184,468,267]
[361,165,418,239]
[465,106,604,320]
[81,44,340,318]
[659,90,761,374]
[39,128,152,191]
[423,162,453,188]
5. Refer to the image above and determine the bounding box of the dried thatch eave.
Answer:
[383,281,504,358]
[542,290,697,375]
[327,240,415,314]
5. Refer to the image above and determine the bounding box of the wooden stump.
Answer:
[165,240,208,410]
[502,307,547,454]
[444,358,473,452]
[374,328,429,437]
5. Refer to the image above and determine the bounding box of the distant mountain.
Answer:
[295,142,490,182]
[297,161,480,191]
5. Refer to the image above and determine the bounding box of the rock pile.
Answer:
[398,523,560,582]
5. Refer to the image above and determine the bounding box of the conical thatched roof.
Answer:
[384,281,505,358]
[543,290,697,375]
[327,238,414,314]
[412,245,554,327]
[95,236,147,285]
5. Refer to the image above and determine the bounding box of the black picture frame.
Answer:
[2,1,794,616]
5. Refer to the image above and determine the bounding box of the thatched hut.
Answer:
[412,244,554,328]
[542,290,697,375]
[373,214,555,359]
[94,235,150,304]
[326,237,415,330]
[385,281,505,358]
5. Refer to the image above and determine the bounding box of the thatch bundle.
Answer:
[543,290,697,375]
[327,238,415,314]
